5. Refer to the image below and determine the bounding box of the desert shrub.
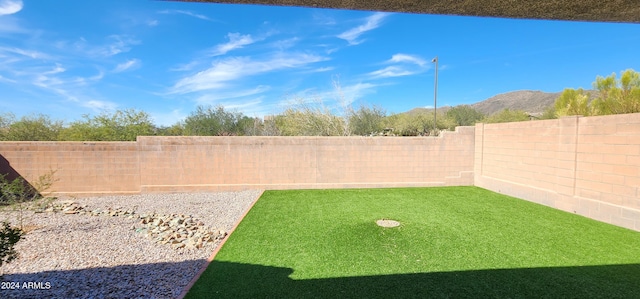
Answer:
[445,105,485,126]
[183,105,253,136]
[348,104,386,136]
[0,221,22,269]
[0,170,56,229]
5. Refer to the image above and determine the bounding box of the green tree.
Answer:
[539,105,558,119]
[591,69,640,115]
[60,109,155,141]
[445,105,485,126]
[4,114,63,141]
[183,105,250,136]
[155,123,185,136]
[554,88,592,117]
[348,104,386,136]
[485,109,530,123]
[0,113,15,141]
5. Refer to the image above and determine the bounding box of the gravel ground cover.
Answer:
[0,190,262,299]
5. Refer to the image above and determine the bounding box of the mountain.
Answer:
[401,90,599,116]
[470,90,561,115]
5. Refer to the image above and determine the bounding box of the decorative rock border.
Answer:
[33,200,226,250]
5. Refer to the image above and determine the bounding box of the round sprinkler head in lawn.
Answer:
[376,219,400,228]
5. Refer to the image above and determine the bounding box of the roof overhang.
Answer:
[174,0,640,23]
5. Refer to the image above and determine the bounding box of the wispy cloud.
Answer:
[368,53,429,79]
[171,52,328,94]
[223,97,274,117]
[158,9,211,21]
[0,46,50,60]
[368,66,415,79]
[270,37,299,50]
[337,12,388,45]
[170,60,201,72]
[285,82,378,108]
[16,62,108,111]
[147,20,159,27]
[0,0,22,16]
[387,54,427,66]
[101,35,140,57]
[195,85,271,105]
[305,66,335,73]
[210,33,256,56]
[74,35,141,58]
[312,12,336,26]
[113,59,141,73]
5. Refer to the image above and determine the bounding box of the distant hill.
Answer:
[402,90,598,116]
[470,90,562,115]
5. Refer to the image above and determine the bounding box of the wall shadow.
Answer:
[187,261,640,298]
[0,259,206,299]
[0,154,39,203]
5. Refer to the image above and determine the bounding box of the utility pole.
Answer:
[432,56,438,134]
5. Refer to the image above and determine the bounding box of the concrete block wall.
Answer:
[137,126,475,192]
[0,126,475,196]
[0,142,140,196]
[475,114,640,231]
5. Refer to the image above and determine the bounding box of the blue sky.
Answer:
[1,0,638,126]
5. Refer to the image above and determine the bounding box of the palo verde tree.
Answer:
[591,69,640,115]
[554,88,592,117]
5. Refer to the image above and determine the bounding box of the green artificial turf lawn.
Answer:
[186,186,640,298]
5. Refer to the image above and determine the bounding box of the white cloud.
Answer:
[388,54,427,66]
[220,98,263,110]
[113,59,141,73]
[368,66,415,79]
[337,12,388,45]
[195,85,271,104]
[270,37,299,50]
[170,60,201,72]
[171,52,327,94]
[286,82,377,108]
[307,66,335,73]
[103,35,140,57]
[74,35,140,58]
[82,100,117,111]
[210,33,256,56]
[158,9,211,21]
[0,46,50,60]
[147,20,159,27]
[0,0,22,16]
[367,53,430,79]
